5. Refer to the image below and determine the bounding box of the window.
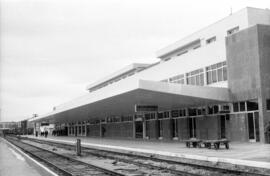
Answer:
[239,102,246,111]
[206,36,216,44]
[171,110,179,118]
[145,113,156,120]
[188,108,197,116]
[122,115,133,122]
[233,103,239,112]
[206,61,227,84]
[163,111,170,118]
[169,74,185,84]
[107,116,121,123]
[246,100,258,111]
[177,50,188,56]
[267,99,270,110]
[227,26,239,35]
[171,109,186,118]
[186,68,204,86]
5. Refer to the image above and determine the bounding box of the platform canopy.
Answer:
[31,80,232,123]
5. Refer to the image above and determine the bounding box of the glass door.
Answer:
[248,112,260,142]
[135,121,143,138]
[220,115,226,139]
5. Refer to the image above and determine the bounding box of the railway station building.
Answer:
[32,7,270,143]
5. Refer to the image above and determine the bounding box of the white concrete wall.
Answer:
[247,7,270,26]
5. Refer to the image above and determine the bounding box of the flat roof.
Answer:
[86,63,151,91]
[32,80,231,123]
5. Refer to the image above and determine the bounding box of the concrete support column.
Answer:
[143,120,146,139]
[84,125,87,136]
[258,97,266,143]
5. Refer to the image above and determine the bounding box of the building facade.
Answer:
[32,7,270,143]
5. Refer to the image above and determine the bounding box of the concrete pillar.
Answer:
[258,97,266,143]
[143,120,146,139]
[84,124,87,136]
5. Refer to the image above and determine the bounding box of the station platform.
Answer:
[0,137,57,176]
[25,135,270,169]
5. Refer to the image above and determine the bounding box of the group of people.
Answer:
[35,131,48,138]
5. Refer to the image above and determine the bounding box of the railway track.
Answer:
[5,136,124,176]
[6,136,270,176]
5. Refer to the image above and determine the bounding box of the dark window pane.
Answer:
[267,99,270,110]
[188,108,197,116]
[208,106,213,114]
[233,103,239,112]
[197,109,202,115]
[213,105,219,114]
[247,100,258,111]
[158,112,163,119]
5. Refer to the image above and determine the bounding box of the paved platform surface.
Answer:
[28,135,270,163]
[0,138,56,176]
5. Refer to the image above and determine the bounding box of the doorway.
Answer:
[135,121,143,138]
[188,117,196,138]
[220,115,226,139]
[248,112,260,142]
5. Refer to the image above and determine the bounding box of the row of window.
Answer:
[67,98,264,126]
[204,26,239,46]
[206,61,227,84]
[186,68,204,86]
[163,26,239,61]
[233,100,258,112]
[162,61,227,86]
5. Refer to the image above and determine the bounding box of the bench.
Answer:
[202,139,229,149]
[184,138,202,148]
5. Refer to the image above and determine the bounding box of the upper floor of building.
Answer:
[85,7,270,93]
[156,7,270,61]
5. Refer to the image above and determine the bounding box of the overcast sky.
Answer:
[0,0,269,122]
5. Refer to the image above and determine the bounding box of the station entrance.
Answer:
[220,115,226,139]
[135,121,143,138]
[188,117,196,138]
[248,112,260,142]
